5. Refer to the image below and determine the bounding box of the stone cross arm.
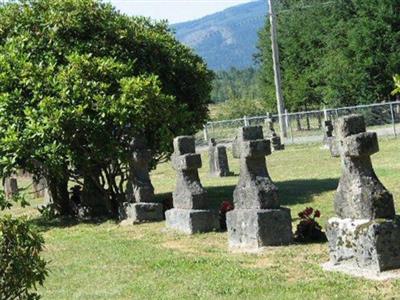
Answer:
[241,139,271,158]
[342,132,379,158]
[172,153,202,171]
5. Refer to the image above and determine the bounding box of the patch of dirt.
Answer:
[162,240,198,254]
[242,256,274,269]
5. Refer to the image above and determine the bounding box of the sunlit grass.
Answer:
[8,138,400,299]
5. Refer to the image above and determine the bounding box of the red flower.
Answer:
[314,210,321,218]
[220,201,234,213]
[304,207,314,217]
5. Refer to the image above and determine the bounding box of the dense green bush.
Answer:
[0,192,47,300]
[0,216,47,300]
[214,98,268,120]
[0,0,213,216]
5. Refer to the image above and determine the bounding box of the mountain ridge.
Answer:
[172,0,267,71]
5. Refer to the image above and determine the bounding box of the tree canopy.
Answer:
[257,0,400,112]
[0,0,213,216]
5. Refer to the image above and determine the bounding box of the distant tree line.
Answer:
[210,68,269,120]
[211,67,261,103]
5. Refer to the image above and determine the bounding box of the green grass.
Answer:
[7,138,400,299]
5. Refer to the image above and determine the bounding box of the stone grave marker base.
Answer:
[120,203,163,223]
[226,208,292,252]
[326,217,400,273]
[165,208,219,234]
[322,262,400,281]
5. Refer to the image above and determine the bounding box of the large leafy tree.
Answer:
[257,0,400,111]
[0,0,213,216]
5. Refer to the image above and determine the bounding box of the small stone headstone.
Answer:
[324,120,334,139]
[226,126,292,251]
[325,114,400,274]
[33,177,46,198]
[4,177,18,199]
[165,136,219,234]
[120,137,163,223]
[323,120,340,157]
[43,187,53,206]
[208,138,217,175]
[231,136,241,159]
[265,114,284,152]
[208,138,231,177]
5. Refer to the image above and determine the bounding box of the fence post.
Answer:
[323,106,328,121]
[390,103,397,137]
[244,115,249,126]
[285,109,293,144]
[203,124,209,142]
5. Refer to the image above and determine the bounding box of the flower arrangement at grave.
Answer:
[294,207,326,243]
[219,201,234,231]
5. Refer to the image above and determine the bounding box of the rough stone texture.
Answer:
[326,217,400,272]
[208,138,231,177]
[323,120,340,157]
[227,126,292,251]
[4,177,18,199]
[233,126,278,209]
[325,114,399,276]
[121,137,163,223]
[208,138,217,174]
[227,208,292,250]
[327,137,340,158]
[17,169,31,178]
[166,136,219,234]
[334,115,395,220]
[165,209,219,234]
[216,146,230,175]
[265,114,284,152]
[120,203,163,223]
[43,187,53,206]
[129,137,155,203]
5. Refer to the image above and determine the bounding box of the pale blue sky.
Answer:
[107,0,256,24]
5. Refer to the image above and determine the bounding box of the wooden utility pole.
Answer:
[268,0,287,138]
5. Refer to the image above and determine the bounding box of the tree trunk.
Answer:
[46,171,71,216]
[81,167,112,217]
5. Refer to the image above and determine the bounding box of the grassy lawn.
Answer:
[6,138,400,299]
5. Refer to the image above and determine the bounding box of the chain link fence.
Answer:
[197,101,400,146]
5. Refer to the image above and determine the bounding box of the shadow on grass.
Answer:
[28,178,338,232]
[277,178,338,206]
[28,215,112,233]
[205,177,338,208]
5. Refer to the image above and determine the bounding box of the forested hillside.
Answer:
[173,1,266,70]
[257,0,400,112]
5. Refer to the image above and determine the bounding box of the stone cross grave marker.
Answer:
[265,113,284,152]
[33,177,46,198]
[226,126,292,251]
[4,177,18,199]
[120,137,163,223]
[325,114,400,275]
[165,136,219,234]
